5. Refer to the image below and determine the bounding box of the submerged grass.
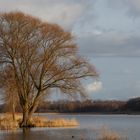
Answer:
[97,127,124,140]
[0,114,20,130]
[31,116,78,127]
[0,113,79,130]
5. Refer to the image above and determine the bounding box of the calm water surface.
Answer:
[0,114,140,140]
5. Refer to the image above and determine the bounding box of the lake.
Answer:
[0,114,140,140]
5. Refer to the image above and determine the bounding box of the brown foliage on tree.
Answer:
[0,12,98,127]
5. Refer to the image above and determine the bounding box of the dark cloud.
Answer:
[77,29,140,57]
[107,0,140,18]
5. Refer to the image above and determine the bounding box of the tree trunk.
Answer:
[20,104,34,127]
[20,101,39,127]
[12,102,15,121]
[20,95,40,127]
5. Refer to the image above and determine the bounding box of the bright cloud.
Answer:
[86,81,102,92]
[0,0,90,29]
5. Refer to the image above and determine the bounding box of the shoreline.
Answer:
[35,112,140,115]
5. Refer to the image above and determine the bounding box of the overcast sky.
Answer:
[0,0,140,100]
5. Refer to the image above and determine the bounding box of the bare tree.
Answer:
[0,66,19,121]
[0,12,98,127]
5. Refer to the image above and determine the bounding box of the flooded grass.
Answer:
[32,117,78,127]
[0,113,79,130]
[0,114,20,130]
[97,127,124,140]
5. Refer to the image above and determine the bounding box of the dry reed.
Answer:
[0,113,79,130]
[97,127,122,140]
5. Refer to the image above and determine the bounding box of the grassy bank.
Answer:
[0,113,78,130]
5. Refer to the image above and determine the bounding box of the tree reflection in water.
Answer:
[0,128,90,140]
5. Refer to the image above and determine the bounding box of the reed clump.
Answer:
[0,114,21,130]
[0,113,79,130]
[29,117,78,127]
[97,127,122,140]
[42,118,78,127]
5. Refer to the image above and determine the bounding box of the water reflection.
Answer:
[2,128,50,140]
[0,115,140,140]
[1,127,95,140]
[22,128,32,140]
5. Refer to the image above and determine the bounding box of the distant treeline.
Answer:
[1,97,140,114]
[36,97,140,114]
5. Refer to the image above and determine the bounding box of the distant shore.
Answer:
[36,112,140,115]
[1,97,140,115]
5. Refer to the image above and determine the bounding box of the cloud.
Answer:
[107,0,140,18]
[124,0,140,18]
[134,81,140,91]
[0,0,93,29]
[77,29,140,57]
[1,0,140,57]
[86,81,102,92]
